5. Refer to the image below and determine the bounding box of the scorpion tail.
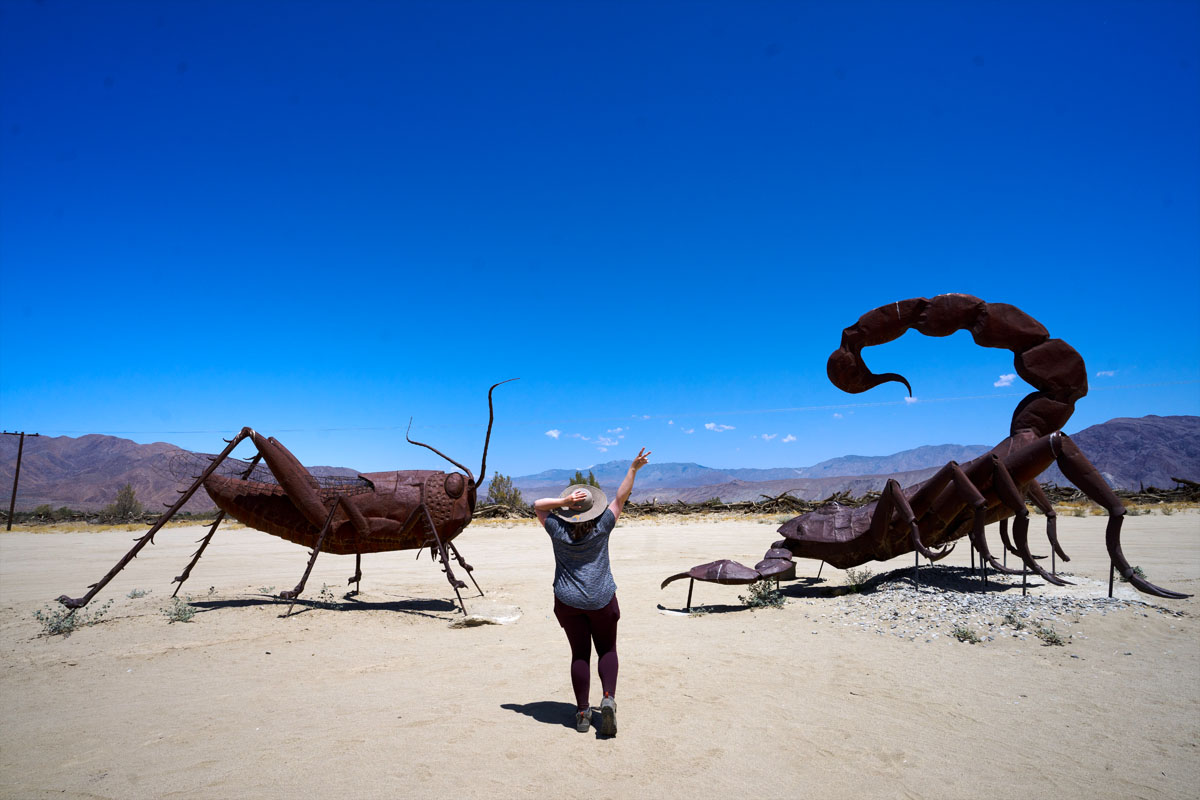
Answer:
[827,294,1087,437]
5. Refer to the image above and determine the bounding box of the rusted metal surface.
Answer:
[664,295,1190,604]
[56,381,517,615]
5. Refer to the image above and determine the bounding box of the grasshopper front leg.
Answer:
[57,429,259,610]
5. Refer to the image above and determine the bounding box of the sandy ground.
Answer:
[1,511,1197,800]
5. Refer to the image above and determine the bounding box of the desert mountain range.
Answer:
[0,416,1195,512]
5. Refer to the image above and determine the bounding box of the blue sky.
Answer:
[2,0,1197,478]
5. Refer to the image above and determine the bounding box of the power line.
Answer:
[9,380,1198,436]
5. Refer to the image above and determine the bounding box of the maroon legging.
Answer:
[553,594,620,710]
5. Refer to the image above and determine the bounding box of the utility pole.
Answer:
[3,431,39,531]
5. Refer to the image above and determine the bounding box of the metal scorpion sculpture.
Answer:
[663,295,1190,605]
[57,380,517,615]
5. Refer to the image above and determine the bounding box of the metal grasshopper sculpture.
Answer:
[663,295,1190,605]
[57,380,517,615]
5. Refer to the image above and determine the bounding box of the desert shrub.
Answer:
[315,583,337,608]
[103,484,143,519]
[739,579,785,609]
[32,504,52,517]
[162,597,196,623]
[844,567,875,593]
[1035,626,1065,646]
[1001,611,1026,630]
[567,470,602,489]
[34,599,113,637]
[952,626,981,644]
[485,472,525,506]
[126,588,150,599]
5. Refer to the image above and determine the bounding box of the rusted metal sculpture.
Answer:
[57,380,517,615]
[663,295,1190,604]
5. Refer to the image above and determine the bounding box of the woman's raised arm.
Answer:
[609,448,650,523]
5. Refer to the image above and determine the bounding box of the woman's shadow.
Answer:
[500,700,579,729]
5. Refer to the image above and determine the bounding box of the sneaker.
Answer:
[575,708,591,733]
[598,694,617,736]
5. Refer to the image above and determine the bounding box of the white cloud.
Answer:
[904,396,919,405]
[607,427,625,434]
[705,422,735,432]
[994,373,1016,387]
[782,434,796,443]
[761,433,777,441]
[631,414,650,420]
[682,427,695,434]
[667,420,674,425]
[832,412,843,419]
[596,436,618,447]
[1096,370,1116,378]
[545,429,561,439]
[597,446,608,452]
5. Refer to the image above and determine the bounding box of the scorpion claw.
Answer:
[662,560,762,588]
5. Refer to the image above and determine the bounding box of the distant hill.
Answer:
[0,434,358,513]
[1,416,1195,512]
[1035,415,1200,491]
[513,443,993,496]
[514,416,1200,503]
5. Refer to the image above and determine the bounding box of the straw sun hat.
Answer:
[555,484,608,523]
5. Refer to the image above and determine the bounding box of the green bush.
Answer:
[103,483,144,519]
[485,472,526,506]
[1035,626,1065,646]
[739,579,785,609]
[567,471,602,489]
[844,567,875,593]
[162,597,196,623]
[33,599,113,637]
[952,626,981,644]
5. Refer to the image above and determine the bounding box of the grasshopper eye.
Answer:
[444,473,465,499]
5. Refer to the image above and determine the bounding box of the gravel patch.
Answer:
[789,566,1187,644]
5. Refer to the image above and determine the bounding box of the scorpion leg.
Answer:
[917,461,1018,574]
[172,453,266,597]
[998,516,1045,561]
[1050,433,1189,599]
[998,518,1017,562]
[879,479,954,562]
[1025,482,1068,572]
[991,456,1070,586]
[939,462,1023,576]
[57,428,258,610]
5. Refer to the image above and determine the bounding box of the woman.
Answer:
[533,447,650,735]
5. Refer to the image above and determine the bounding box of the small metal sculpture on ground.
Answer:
[57,380,517,615]
[663,295,1189,606]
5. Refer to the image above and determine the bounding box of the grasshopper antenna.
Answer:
[478,378,519,486]
[407,419,474,483]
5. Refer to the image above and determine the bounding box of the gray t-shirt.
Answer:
[544,507,617,610]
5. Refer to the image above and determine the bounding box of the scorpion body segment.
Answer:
[664,295,1188,602]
